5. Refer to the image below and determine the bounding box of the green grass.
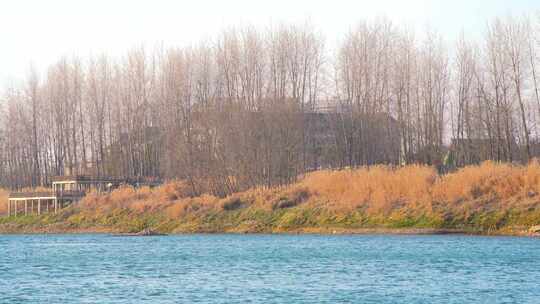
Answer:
[1,204,538,235]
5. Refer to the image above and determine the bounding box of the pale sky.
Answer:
[1,0,540,89]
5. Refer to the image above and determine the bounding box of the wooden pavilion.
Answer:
[7,175,161,216]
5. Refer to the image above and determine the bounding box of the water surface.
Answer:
[1,234,539,303]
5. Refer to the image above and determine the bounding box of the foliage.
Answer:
[3,162,540,234]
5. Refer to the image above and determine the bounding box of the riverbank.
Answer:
[2,162,540,236]
[0,219,476,235]
[0,222,537,237]
[0,214,536,236]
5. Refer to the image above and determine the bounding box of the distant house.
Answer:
[303,110,401,169]
[161,105,402,171]
[105,126,162,177]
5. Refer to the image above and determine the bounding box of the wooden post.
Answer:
[25,200,28,216]
[54,198,58,214]
[7,200,10,217]
[38,199,41,215]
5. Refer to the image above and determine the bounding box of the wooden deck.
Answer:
[7,191,86,216]
[6,175,162,217]
[8,191,85,200]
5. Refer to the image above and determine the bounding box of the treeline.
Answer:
[2,15,540,195]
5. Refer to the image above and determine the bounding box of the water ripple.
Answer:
[0,234,539,303]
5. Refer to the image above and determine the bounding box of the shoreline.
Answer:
[3,163,540,239]
[0,226,537,237]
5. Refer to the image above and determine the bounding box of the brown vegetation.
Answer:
[3,162,540,234]
[0,188,9,215]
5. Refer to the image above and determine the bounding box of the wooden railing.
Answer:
[9,190,86,199]
[57,190,86,198]
[9,191,55,198]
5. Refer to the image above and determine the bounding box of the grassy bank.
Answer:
[2,161,540,235]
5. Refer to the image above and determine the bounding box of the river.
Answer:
[1,234,539,303]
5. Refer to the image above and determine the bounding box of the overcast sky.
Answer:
[1,0,540,89]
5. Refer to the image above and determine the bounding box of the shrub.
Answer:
[221,196,245,211]
[272,187,310,210]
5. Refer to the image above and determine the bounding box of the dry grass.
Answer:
[165,194,219,218]
[0,188,9,215]
[6,161,540,233]
[300,165,436,214]
[79,182,220,216]
[297,161,540,214]
[431,160,540,207]
[75,161,540,218]
[81,186,158,212]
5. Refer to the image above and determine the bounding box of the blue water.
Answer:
[1,234,539,303]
